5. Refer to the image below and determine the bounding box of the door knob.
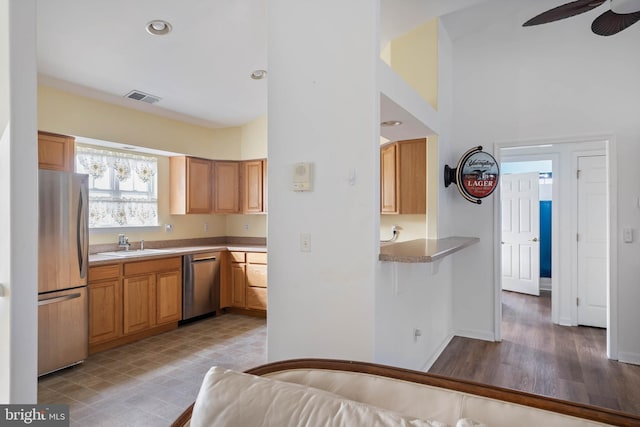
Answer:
[531,237,539,242]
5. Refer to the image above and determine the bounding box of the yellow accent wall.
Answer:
[384,19,438,111]
[240,115,267,160]
[38,85,241,159]
[38,85,268,244]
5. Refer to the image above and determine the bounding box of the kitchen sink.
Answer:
[96,248,175,258]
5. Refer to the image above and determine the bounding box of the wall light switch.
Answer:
[300,233,311,252]
[624,228,633,243]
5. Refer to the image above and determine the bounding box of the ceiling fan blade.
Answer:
[523,0,606,26]
[591,9,640,35]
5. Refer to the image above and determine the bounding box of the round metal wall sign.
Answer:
[444,146,500,204]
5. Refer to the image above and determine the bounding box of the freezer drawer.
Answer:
[38,287,88,376]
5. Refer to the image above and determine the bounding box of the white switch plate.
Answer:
[300,233,311,252]
[623,228,633,243]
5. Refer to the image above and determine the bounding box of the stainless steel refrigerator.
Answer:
[38,170,89,376]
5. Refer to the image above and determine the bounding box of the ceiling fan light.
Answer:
[611,0,640,14]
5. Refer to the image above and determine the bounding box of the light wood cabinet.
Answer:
[156,270,182,324]
[89,257,181,354]
[38,131,75,172]
[242,159,267,214]
[123,274,155,335]
[88,264,122,346]
[223,251,267,312]
[170,156,213,214]
[213,161,241,213]
[231,263,247,307]
[380,138,426,214]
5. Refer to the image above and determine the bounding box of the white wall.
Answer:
[0,0,38,403]
[447,4,640,362]
[373,21,457,371]
[267,0,379,362]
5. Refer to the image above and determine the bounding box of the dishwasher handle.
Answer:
[190,252,219,262]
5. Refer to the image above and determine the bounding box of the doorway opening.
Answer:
[494,137,616,359]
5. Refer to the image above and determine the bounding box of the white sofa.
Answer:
[171,359,640,427]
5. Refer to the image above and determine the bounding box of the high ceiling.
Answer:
[37,0,549,129]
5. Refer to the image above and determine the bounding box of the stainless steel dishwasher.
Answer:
[182,252,221,321]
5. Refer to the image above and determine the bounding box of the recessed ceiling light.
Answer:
[250,70,268,80]
[381,120,403,127]
[146,20,172,36]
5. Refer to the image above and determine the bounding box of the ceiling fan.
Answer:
[523,0,640,36]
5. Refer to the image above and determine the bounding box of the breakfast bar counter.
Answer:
[379,236,479,263]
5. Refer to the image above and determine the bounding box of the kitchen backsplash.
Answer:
[380,214,427,242]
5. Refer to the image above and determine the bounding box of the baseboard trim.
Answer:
[454,328,495,342]
[618,351,640,366]
[558,317,573,326]
[420,334,454,372]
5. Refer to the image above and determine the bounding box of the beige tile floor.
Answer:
[38,313,267,426]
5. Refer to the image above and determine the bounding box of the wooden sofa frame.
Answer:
[171,358,640,427]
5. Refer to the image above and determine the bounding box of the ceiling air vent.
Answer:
[124,90,161,104]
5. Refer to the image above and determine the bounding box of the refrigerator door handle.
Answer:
[76,186,88,279]
[38,292,82,306]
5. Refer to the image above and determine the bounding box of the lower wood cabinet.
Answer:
[123,274,155,335]
[221,251,267,312]
[88,257,182,354]
[156,271,182,324]
[88,264,122,346]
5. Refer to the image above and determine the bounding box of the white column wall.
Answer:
[267,0,380,361]
[373,21,457,371]
[0,0,38,403]
[448,5,640,361]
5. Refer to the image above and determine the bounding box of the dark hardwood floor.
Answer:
[429,290,640,416]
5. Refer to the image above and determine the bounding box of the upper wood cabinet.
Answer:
[243,159,267,214]
[38,131,75,172]
[213,161,241,213]
[170,156,267,215]
[170,156,213,214]
[380,138,426,214]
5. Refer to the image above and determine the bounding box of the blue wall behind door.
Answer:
[540,201,552,278]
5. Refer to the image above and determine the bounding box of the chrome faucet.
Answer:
[117,234,130,250]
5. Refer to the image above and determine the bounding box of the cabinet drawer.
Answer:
[230,252,246,263]
[246,264,267,288]
[246,286,267,311]
[89,264,121,281]
[124,257,181,276]
[246,252,267,264]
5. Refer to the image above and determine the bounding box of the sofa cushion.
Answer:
[191,367,449,427]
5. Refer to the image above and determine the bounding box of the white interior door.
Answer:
[501,172,540,296]
[577,155,607,328]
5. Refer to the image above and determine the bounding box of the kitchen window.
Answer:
[76,145,158,228]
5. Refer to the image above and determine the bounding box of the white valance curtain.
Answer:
[76,145,158,228]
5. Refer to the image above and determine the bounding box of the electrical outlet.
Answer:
[204,223,209,232]
[300,233,311,252]
[165,224,173,233]
[244,224,249,230]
